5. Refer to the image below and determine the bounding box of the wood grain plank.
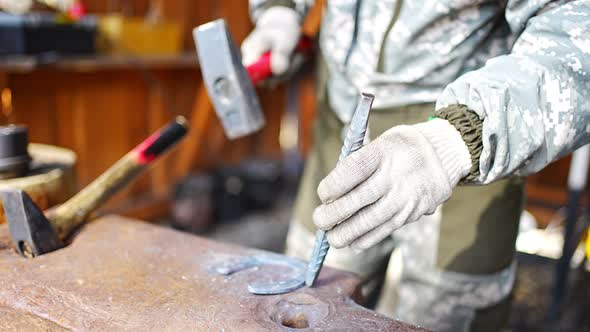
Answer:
[174,82,214,176]
[0,1,292,220]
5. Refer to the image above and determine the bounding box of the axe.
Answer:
[193,19,312,139]
[1,117,188,258]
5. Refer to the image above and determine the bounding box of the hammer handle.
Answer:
[46,117,188,239]
[246,37,313,85]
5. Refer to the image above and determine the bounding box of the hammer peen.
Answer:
[1,117,188,258]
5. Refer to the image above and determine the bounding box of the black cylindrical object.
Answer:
[214,166,246,223]
[0,125,31,179]
[241,159,283,210]
[171,173,215,233]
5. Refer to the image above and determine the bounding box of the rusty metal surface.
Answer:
[0,216,427,331]
[1,305,67,331]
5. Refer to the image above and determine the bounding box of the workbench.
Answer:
[0,216,426,331]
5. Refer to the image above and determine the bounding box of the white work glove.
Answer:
[241,7,301,75]
[313,119,472,251]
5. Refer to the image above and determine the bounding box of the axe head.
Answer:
[1,190,63,258]
[194,19,265,140]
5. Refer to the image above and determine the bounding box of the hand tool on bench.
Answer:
[0,117,188,258]
[306,93,374,287]
[193,19,312,139]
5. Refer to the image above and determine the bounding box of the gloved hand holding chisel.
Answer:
[313,108,473,252]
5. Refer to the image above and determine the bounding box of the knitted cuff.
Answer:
[252,0,298,21]
[414,119,472,187]
[435,104,484,183]
[261,0,297,10]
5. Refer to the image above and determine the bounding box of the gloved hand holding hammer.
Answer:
[241,7,302,76]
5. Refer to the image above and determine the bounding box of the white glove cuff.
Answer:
[257,6,301,27]
[414,119,472,186]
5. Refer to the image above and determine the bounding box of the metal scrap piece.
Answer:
[211,255,259,275]
[210,253,306,295]
[248,275,305,295]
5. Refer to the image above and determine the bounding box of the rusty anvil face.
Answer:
[0,216,428,331]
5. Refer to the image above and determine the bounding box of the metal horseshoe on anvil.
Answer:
[210,253,307,295]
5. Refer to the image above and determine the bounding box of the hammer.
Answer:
[193,19,312,139]
[1,117,188,258]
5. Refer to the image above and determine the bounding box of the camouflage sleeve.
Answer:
[436,0,590,184]
[249,0,314,22]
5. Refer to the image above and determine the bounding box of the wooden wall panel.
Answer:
[297,66,318,157]
[3,63,287,218]
[0,72,7,120]
[83,0,150,15]
[217,0,252,43]
[0,0,304,219]
[9,82,57,143]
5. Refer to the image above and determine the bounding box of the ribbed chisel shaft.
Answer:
[305,92,374,287]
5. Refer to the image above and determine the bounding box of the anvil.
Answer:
[0,216,428,331]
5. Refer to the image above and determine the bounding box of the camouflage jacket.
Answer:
[250,0,590,184]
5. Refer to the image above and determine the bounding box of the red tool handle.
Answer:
[134,116,188,165]
[246,37,313,86]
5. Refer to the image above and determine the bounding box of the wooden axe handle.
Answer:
[46,117,188,239]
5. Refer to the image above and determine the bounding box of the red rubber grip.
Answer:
[134,117,188,165]
[245,37,313,86]
[246,52,272,86]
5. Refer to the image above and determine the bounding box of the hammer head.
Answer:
[194,19,265,140]
[1,190,63,257]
